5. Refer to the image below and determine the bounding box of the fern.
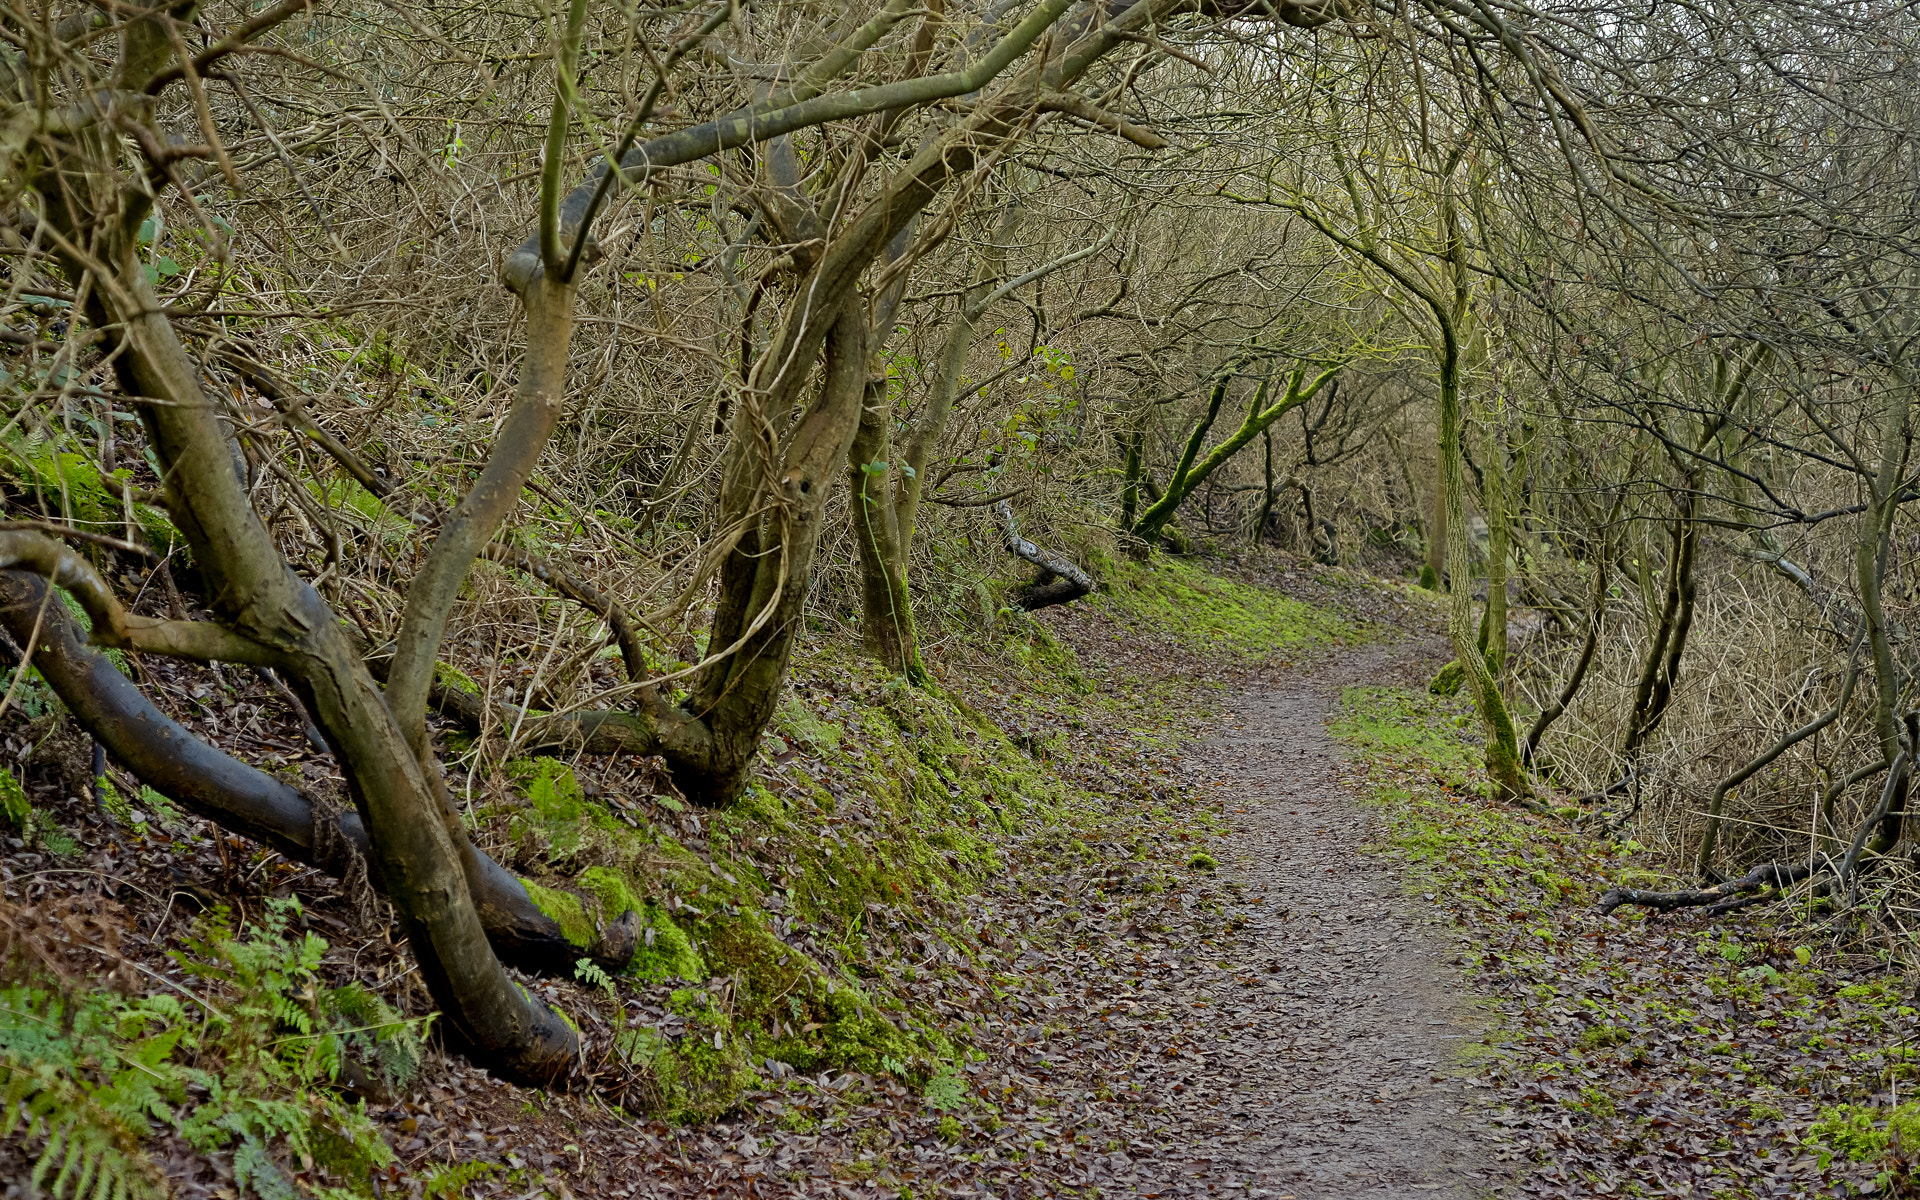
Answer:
[421,1158,498,1199]
[0,987,175,1200]
[0,897,422,1198]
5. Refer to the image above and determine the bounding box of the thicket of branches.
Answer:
[3,0,1917,1085]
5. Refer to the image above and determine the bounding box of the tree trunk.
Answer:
[1122,429,1145,533]
[1619,511,1697,762]
[1860,392,1912,855]
[848,198,1019,681]
[107,273,579,1084]
[684,301,871,804]
[1439,347,1528,803]
[849,370,928,682]
[1482,414,1510,684]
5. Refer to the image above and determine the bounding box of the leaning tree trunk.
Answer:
[0,572,634,977]
[1130,361,1343,548]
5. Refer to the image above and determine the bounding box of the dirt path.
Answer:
[1106,636,1509,1198]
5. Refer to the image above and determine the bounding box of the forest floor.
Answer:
[7,556,1920,1200]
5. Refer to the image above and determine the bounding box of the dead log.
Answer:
[1596,861,1816,917]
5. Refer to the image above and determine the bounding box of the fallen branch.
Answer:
[994,499,1095,611]
[1596,861,1815,917]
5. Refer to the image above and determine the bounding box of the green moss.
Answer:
[1188,851,1217,871]
[0,435,178,554]
[625,989,759,1123]
[776,696,843,753]
[1807,1102,1920,1168]
[1428,660,1466,696]
[1329,687,1482,780]
[0,771,29,833]
[2,436,112,526]
[1576,1025,1633,1051]
[435,661,482,696]
[1098,554,1358,660]
[521,879,593,948]
[575,863,641,917]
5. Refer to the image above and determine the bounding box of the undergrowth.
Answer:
[0,895,422,1199]
[1332,683,1920,1197]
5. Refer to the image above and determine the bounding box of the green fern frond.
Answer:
[422,1158,498,1199]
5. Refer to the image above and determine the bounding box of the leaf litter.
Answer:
[9,558,1910,1197]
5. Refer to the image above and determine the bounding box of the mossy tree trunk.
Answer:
[1439,353,1530,803]
[1481,411,1511,685]
[1130,360,1344,548]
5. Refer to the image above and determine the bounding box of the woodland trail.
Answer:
[1108,634,1511,1198]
